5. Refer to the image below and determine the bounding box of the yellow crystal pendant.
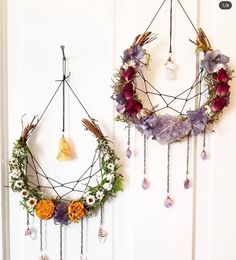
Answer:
[56,136,72,161]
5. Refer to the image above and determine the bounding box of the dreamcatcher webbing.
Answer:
[24,46,105,259]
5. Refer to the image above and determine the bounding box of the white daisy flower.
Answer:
[26,197,37,208]
[86,195,96,206]
[21,189,29,198]
[103,182,112,191]
[14,180,24,189]
[107,163,115,171]
[9,158,18,166]
[105,173,113,181]
[96,191,104,200]
[11,168,21,178]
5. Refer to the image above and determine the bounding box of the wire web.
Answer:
[24,52,103,201]
[135,68,208,116]
[134,0,208,116]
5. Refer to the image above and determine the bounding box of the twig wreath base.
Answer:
[9,118,123,225]
[112,29,234,144]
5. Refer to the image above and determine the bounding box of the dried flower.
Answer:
[68,201,85,222]
[14,180,24,189]
[122,67,136,81]
[26,197,37,209]
[125,99,143,116]
[35,200,55,220]
[54,203,69,225]
[21,189,29,198]
[211,96,229,112]
[201,50,230,73]
[86,195,96,206]
[122,82,134,100]
[216,82,230,97]
[122,45,144,64]
[217,68,230,82]
[96,191,104,200]
[186,108,209,136]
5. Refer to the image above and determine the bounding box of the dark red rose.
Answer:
[122,82,134,100]
[211,96,229,112]
[216,82,230,97]
[217,68,230,82]
[122,67,136,81]
[125,99,143,116]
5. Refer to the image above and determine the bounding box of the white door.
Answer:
[1,0,236,259]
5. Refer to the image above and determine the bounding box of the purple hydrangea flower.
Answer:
[186,108,209,136]
[139,114,191,144]
[122,45,144,64]
[201,50,230,73]
[54,203,69,225]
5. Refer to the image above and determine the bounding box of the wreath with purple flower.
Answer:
[112,29,234,144]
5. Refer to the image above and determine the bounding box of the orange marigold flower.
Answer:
[68,201,85,222]
[35,200,55,220]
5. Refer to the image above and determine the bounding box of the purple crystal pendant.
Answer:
[201,149,208,160]
[184,178,191,189]
[141,177,151,190]
[164,196,174,208]
[98,226,107,243]
[24,227,32,236]
[126,147,132,159]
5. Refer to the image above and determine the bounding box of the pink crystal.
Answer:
[141,177,151,190]
[164,196,174,208]
[98,226,107,243]
[38,255,46,260]
[201,150,208,160]
[184,178,191,189]
[126,147,132,159]
[24,227,32,236]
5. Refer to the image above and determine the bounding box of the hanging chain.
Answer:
[80,218,84,257]
[169,0,173,53]
[144,136,147,176]
[40,220,43,253]
[203,130,206,149]
[61,45,66,134]
[186,135,190,176]
[127,126,131,147]
[26,212,30,227]
[167,143,171,194]
[100,205,104,226]
[60,225,63,260]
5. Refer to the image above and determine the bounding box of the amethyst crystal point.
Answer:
[201,150,208,160]
[184,178,191,189]
[164,196,174,208]
[54,203,69,225]
[141,177,151,190]
[24,227,32,236]
[126,147,132,159]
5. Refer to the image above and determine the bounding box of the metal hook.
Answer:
[60,45,66,61]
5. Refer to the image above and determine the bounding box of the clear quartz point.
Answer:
[98,226,107,243]
[24,227,32,236]
[126,147,132,159]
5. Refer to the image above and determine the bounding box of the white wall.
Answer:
[2,0,236,259]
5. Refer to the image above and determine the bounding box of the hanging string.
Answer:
[60,225,63,260]
[145,0,167,32]
[164,144,174,208]
[169,0,173,54]
[39,220,44,259]
[61,45,66,134]
[126,125,132,159]
[141,136,150,190]
[184,135,191,189]
[98,205,107,242]
[145,0,198,36]
[80,218,84,259]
